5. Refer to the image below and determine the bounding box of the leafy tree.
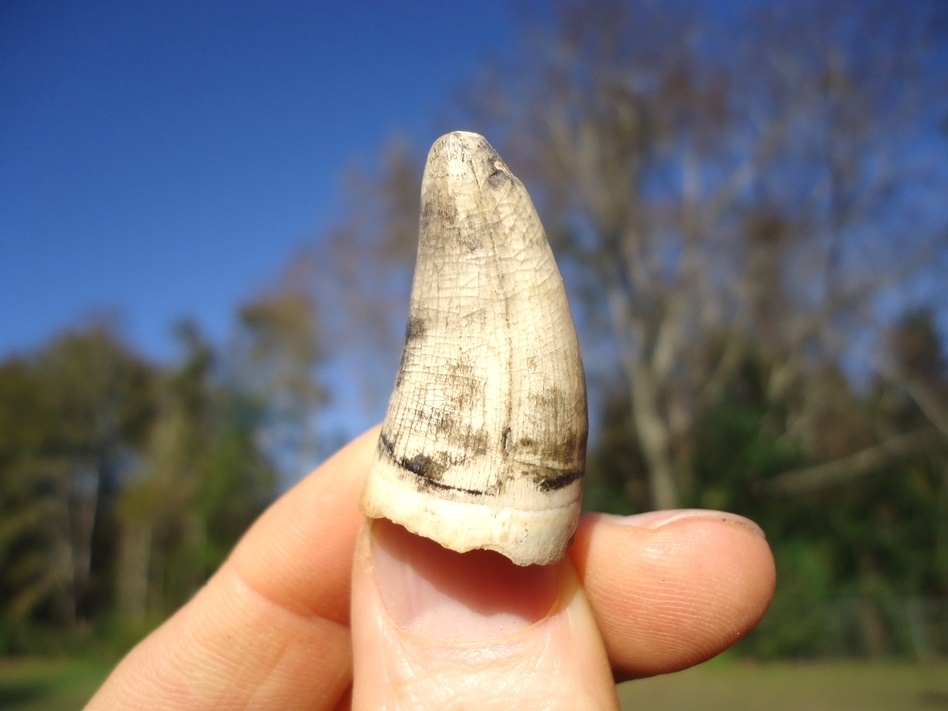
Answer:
[0,307,313,649]
[0,323,155,637]
[116,322,278,625]
[586,324,947,657]
[231,271,325,478]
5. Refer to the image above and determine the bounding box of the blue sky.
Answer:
[1,1,520,363]
[4,2,945,457]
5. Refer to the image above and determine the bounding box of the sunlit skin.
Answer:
[87,426,775,710]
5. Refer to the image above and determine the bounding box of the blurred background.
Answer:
[2,1,947,708]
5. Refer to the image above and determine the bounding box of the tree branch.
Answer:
[760,429,945,496]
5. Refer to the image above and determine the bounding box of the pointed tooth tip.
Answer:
[435,130,489,147]
[428,131,499,164]
[424,131,511,193]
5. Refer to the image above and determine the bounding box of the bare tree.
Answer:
[297,0,946,510]
[463,0,948,508]
[232,266,326,477]
[310,137,423,420]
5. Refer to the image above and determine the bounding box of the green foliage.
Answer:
[583,387,649,515]
[112,323,279,624]
[690,400,802,515]
[703,379,947,658]
[743,541,848,659]
[588,328,948,659]
[0,656,115,711]
[0,326,155,630]
[0,310,317,653]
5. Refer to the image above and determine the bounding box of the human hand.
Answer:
[86,426,775,710]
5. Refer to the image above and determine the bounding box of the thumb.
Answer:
[350,519,618,710]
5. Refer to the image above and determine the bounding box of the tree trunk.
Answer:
[628,357,679,510]
[117,521,152,623]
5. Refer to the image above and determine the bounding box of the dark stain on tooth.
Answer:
[393,317,426,389]
[519,386,588,466]
[400,453,446,481]
[378,431,396,457]
[536,468,584,492]
[392,347,411,390]
[377,431,448,483]
[513,430,587,471]
[437,198,459,226]
[501,426,511,455]
[395,316,428,390]
[417,476,486,497]
[421,193,459,229]
[405,316,426,343]
[441,358,486,413]
[394,449,488,496]
[462,428,489,458]
[488,165,511,187]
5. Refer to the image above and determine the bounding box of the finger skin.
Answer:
[87,426,776,708]
[350,521,618,710]
[570,513,776,680]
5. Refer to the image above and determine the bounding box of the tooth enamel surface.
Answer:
[359,131,587,566]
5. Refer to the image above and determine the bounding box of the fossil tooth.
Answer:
[360,131,587,566]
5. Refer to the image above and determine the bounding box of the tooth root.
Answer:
[359,131,587,566]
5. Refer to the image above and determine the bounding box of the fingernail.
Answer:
[369,519,560,641]
[607,509,766,538]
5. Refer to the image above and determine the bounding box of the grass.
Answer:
[0,657,114,711]
[2,655,947,709]
[618,659,948,710]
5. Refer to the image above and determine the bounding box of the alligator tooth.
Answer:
[360,131,587,566]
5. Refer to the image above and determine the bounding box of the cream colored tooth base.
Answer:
[359,130,587,567]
